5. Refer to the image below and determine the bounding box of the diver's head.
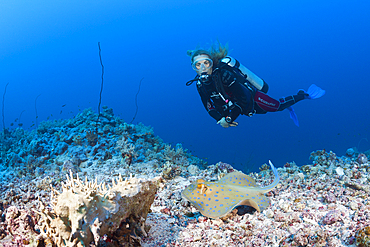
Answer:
[192,54,213,75]
[187,42,228,76]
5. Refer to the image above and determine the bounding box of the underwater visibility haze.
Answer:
[1,0,370,172]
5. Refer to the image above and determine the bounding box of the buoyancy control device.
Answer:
[221,56,268,93]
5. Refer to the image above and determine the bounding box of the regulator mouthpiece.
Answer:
[199,72,210,83]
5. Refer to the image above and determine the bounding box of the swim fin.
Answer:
[287,106,299,127]
[289,84,325,126]
[305,84,326,99]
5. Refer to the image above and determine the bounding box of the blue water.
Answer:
[1,0,370,172]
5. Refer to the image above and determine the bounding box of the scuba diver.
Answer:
[186,43,325,128]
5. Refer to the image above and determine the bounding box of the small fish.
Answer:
[62,104,66,107]
[182,160,279,219]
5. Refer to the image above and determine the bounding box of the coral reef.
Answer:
[35,171,158,246]
[0,107,206,246]
[358,153,369,165]
[0,206,40,246]
[0,107,205,181]
[1,106,370,246]
[142,149,370,246]
[356,226,370,247]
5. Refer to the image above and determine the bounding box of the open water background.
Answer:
[1,0,369,172]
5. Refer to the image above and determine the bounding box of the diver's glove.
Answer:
[217,117,238,128]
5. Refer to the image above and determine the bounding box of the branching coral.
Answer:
[35,170,158,246]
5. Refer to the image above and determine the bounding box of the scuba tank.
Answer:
[221,56,268,93]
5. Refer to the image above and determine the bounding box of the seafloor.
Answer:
[0,107,369,247]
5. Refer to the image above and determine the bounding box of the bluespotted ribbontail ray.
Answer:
[181,160,279,219]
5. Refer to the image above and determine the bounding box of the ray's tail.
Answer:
[260,160,280,193]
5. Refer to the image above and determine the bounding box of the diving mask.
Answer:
[192,56,213,73]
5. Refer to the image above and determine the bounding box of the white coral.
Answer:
[35,170,158,246]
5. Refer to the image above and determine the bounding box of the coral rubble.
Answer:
[143,149,370,246]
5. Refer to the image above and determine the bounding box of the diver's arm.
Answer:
[197,86,223,121]
[220,69,251,122]
[208,108,223,122]
[228,103,242,123]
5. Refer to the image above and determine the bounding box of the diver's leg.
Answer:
[277,90,309,111]
[254,90,309,113]
[254,91,280,112]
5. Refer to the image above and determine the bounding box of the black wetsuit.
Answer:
[195,60,307,123]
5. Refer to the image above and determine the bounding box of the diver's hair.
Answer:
[187,41,229,66]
